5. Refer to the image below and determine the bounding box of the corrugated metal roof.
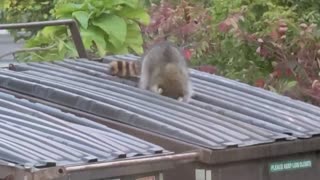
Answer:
[1,55,320,150]
[0,90,168,168]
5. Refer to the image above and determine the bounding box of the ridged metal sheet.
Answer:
[0,90,168,168]
[2,56,319,150]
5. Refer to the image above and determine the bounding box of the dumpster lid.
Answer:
[0,91,170,169]
[0,55,319,150]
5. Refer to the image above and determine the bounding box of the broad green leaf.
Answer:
[104,41,128,55]
[98,0,113,8]
[95,40,107,57]
[92,14,127,48]
[58,40,65,52]
[112,46,129,54]
[80,27,96,49]
[126,23,142,44]
[55,3,84,18]
[80,27,107,56]
[118,47,129,54]
[129,44,143,54]
[72,11,89,29]
[42,26,66,39]
[108,36,123,49]
[64,41,78,58]
[90,0,108,9]
[113,0,139,8]
[0,0,10,9]
[115,7,150,25]
[125,23,143,54]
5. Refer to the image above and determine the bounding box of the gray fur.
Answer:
[139,42,193,102]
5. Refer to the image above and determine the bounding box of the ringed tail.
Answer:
[108,60,140,78]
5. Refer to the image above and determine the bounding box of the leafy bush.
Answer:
[205,0,320,104]
[15,0,150,61]
[199,0,299,83]
[0,0,56,41]
[254,21,320,104]
[141,0,214,61]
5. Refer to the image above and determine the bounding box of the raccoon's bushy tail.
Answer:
[109,60,140,77]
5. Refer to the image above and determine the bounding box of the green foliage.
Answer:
[0,0,56,41]
[142,0,213,61]
[17,0,150,61]
[190,0,319,80]
[203,35,271,84]
[199,0,320,104]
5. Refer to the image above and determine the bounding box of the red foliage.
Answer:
[218,22,232,33]
[141,0,213,56]
[183,48,192,60]
[194,65,218,74]
[269,20,288,41]
[217,13,244,34]
[254,79,265,88]
[221,15,320,104]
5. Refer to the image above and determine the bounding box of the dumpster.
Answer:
[0,90,198,180]
[0,57,320,180]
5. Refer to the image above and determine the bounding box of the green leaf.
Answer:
[72,11,89,29]
[64,41,78,58]
[42,26,66,39]
[286,80,297,89]
[0,0,10,9]
[115,7,150,25]
[268,85,278,93]
[118,47,129,54]
[40,1,50,5]
[80,27,107,57]
[99,0,114,8]
[55,3,84,18]
[58,40,65,52]
[92,14,127,48]
[112,46,129,54]
[91,0,110,9]
[34,5,41,10]
[113,0,139,8]
[125,23,143,54]
[104,41,128,55]
[30,52,47,61]
[129,44,143,54]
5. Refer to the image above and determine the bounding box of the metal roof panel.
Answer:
[0,57,306,149]
[0,91,168,168]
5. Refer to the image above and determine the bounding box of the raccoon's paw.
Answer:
[150,85,162,94]
[157,88,163,94]
[177,97,184,102]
